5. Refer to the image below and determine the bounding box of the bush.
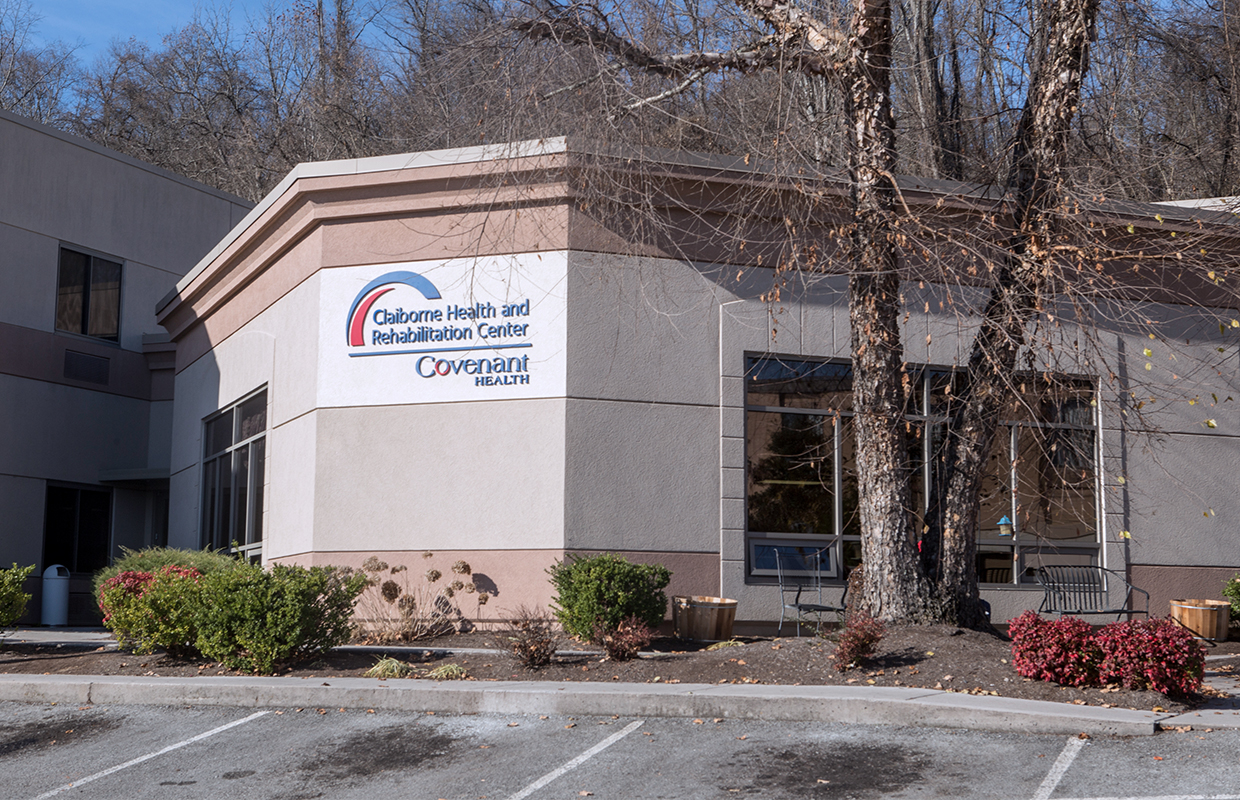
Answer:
[93,546,239,607]
[547,554,670,643]
[832,610,885,671]
[0,564,34,632]
[1096,618,1204,695]
[1008,611,1101,687]
[1009,612,1204,697]
[194,563,367,673]
[501,605,560,669]
[595,616,655,661]
[99,566,203,657]
[1224,574,1240,621]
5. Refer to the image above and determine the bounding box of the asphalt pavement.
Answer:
[4,627,1239,737]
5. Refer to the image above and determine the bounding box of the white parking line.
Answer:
[504,720,645,800]
[1033,736,1087,800]
[1053,796,1240,800]
[31,710,270,799]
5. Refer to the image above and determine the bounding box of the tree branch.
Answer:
[610,66,712,120]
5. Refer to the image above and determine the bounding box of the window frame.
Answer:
[54,245,124,344]
[200,387,268,561]
[743,354,1102,586]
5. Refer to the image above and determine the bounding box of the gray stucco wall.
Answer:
[0,109,251,599]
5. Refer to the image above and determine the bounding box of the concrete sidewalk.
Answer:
[3,627,1236,737]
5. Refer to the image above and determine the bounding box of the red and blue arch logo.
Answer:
[346,271,441,346]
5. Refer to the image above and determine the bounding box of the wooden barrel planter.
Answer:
[672,595,738,642]
[1170,598,1230,642]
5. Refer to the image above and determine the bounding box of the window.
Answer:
[44,485,111,574]
[744,356,1100,585]
[56,247,122,342]
[201,389,267,560]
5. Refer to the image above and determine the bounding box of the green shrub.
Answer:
[99,566,204,656]
[547,553,670,642]
[1224,574,1240,621]
[0,564,34,632]
[194,564,367,673]
[93,546,240,607]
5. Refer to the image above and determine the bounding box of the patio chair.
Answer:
[1035,565,1149,621]
[776,548,846,636]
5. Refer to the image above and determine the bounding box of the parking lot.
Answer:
[6,701,1240,799]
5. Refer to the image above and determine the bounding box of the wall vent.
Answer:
[64,350,110,385]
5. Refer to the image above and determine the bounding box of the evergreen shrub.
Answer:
[0,563,34,632]
[547,553,670,642]
[194,563,367,673]
[1223,574,1240,621]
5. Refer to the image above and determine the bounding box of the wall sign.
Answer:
[319,253,567,406]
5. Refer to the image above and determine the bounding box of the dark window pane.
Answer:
[747,411,834,534]
[56,249,87,335]
[201,457,218,548]
[237,392,267,440]
[43,486,110,573]
[218,458,233,550]
[753,544,831,574]
[978,549,1014,584]
[87,258,121,341]
[250,438,265,545]
[76,490,111,573]
[233,445,249,547]
[1016,425,1096,543]
[745,356,852,411]
[205,410,234,458]
[43,486,78,569]
[839,418,861,538]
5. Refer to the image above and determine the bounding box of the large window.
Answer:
[745,356,1100,585]
[56,247,122,342]
[201,389,267,560]
[44,485,112,574]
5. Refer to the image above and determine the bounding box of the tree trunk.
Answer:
[848,0,937,621]
[926,0,1100,625]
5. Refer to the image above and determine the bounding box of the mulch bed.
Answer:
[6,623,1236,714]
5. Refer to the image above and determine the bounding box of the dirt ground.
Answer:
[5,623,1237,714]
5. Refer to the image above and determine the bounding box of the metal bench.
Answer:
[1035,565,1149,620]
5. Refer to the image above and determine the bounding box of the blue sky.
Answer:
[32,0,271,64]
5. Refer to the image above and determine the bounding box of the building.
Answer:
[0,109,252,622]
[152,139,1240,627]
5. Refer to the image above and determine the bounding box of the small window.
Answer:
[56,247,122,342]
[44,485,112,574]
[202,389,268,560]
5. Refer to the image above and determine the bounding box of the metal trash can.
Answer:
[41,564,70,627]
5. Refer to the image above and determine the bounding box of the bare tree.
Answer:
[507,0,1135,625]
[0,0,78,125]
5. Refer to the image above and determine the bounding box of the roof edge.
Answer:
[157,137,570,313]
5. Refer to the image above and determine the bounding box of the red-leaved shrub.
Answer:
[833,610,885,672]
[1096,618,1204,695]
[1008,611,1101,687]
[595,615,654,661]
[1009,611,1204,696]
[99,566,203,656]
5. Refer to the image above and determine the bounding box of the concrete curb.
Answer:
[0,674,1162,736]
